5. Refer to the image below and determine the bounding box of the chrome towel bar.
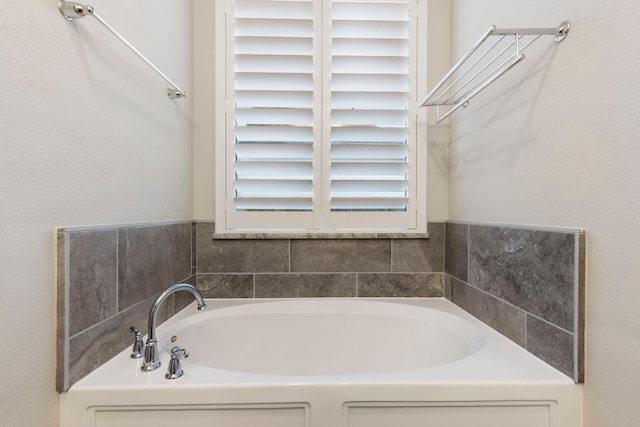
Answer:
[58,1,187,99]
[419,21,570,123]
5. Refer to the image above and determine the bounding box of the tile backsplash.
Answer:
[195,222,445,299]
[56,219,584,390]
[57,221,445,390]
[56,221,195,392]
[445,221,585,383]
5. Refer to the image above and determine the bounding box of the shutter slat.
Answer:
[235,0,313,20]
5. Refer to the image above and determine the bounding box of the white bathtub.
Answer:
[60,298,582,427]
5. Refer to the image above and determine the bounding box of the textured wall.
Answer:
[448,0,640,424]
[0,0,192,424]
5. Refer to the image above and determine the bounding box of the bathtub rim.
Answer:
[67,297,576,390]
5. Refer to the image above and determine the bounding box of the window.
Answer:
[215,0,427,234]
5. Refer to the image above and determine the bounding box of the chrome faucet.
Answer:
[165,347,189,380]
[141,283,206,372]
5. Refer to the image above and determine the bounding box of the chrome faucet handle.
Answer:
[141,283,206,372]
[129,326,144,359]
[165,346,189,380]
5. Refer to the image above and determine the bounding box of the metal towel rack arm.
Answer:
[419,21,570,123]
[58,0,186,99]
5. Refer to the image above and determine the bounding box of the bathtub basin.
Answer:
[61,298,582,427]
[159,299,485,376]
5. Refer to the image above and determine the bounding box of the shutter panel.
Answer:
[329,0,411,213]
[223,0,422,232]
[233,0,316,212]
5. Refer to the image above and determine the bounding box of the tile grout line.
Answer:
[573,232,582,382]
[63,232,71,391]
[443,222,447,276]
[115,228,119,314]
[466,224,470,284]
[524,313,528,350]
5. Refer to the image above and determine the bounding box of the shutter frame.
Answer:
[217,0,426,233]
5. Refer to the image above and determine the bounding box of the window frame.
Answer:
[214,0,428,235]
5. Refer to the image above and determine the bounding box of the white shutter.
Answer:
[325,0,417,230]
[222,0,423,233]
[233,0,317,215]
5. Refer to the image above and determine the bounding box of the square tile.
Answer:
[468,225,576,330]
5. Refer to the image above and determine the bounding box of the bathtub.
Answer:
[60,298,582,427]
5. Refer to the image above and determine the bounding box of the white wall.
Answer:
[425,0,451,221]
[448,1,640,425]
[0,0,192,425]
[192,0,216,219]
[7,0,636,424]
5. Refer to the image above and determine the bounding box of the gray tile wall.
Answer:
[57,221,445,390]
[57,219,584,390]
[194,221,446,299]
[56,222,195,392]
[444,222,586,383]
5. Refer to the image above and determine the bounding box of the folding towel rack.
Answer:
[58,0,187,99]
[419,21,570,123]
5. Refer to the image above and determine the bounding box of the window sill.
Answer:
[212,231,430,240]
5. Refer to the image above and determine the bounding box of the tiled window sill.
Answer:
[212,232,431,240]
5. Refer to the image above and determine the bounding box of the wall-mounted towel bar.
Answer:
[58,1,186,99]
[419,21,570,123]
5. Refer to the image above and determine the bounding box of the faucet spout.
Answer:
[141,283,206,372]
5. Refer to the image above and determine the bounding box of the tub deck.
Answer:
[60,298,582,427]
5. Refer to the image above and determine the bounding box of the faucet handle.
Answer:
[171,346,189,359]
[129,326,144,359]
[165,346,189,380]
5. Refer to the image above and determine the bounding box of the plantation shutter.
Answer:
[224,0,421,233]
[232,0,318,230]
[328,0,410,214]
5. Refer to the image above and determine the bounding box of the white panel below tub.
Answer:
[92,404,309,427]
[345,401,554,427]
